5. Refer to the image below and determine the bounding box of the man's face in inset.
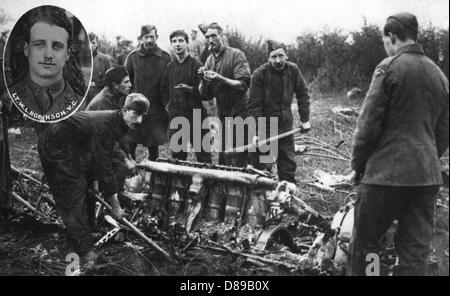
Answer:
[114,75,132,96]
[123,109,144,129]
[24,21,69,85]
[269,48,288,71]
[171,36,188,56]
[205,28,223,53]
[141,29,158,50]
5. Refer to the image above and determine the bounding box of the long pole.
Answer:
[93,194,175,263]
[10,167,56,207]
[227,127,302,153]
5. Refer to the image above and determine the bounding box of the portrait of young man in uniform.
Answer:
[3,5,90,122]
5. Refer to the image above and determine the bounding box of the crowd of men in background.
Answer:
[0,13,448,276]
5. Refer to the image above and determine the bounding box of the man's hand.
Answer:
[342,170,361,185]
[92,180,100,194]
[107,194,126,221]
[124,157,136,173]
[300,121,311,134]
[204,70,224,82]
[252,136,259,146]
[198,66,206,78]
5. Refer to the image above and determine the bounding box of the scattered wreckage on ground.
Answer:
[6,135,448,275]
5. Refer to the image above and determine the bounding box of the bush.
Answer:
[225,29,267,72]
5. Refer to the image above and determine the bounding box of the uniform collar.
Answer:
[26,75,66,98]
[104,87,124,103]
[396,43,424,56]
[139,44,163,57]
[269,62,288,74]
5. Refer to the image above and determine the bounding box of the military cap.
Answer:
[387,12,419,33]
[88,32,98,41]
[197,24,208,35]
[138,25,157,40]
[266,40,286,56]
[104,66,128,86]
[123,93,150,115]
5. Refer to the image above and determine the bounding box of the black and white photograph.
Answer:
[2,5,91,123]
[0,0,448,283]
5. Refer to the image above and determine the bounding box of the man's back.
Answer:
[86,88,124,111]
[356,44,449,186]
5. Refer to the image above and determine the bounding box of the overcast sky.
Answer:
[1,0,449,50]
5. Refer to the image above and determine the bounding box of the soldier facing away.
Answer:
[348,12,449,276]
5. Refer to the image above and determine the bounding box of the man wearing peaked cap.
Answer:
[248,39,311,185]
[125,24,171,160]
[348,12,449,276]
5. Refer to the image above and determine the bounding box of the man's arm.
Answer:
[435,96,449,158]
[351,62,394,176]
[229,50,251,92]
[160,65,170,110]
[294,66,310,123]
[124,53,134,88]
[201,50,251,93]
[90,124,117,196]
[199,58,214,100]
[248,69,265,119]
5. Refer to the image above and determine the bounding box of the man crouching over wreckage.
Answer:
[37,93,149,263]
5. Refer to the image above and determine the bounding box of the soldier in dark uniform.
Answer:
[38,93,149,263]
[248,40,311,185]
[163,30,211,163]
[348,13,449,276]
[84,32,112,107]
[125,25,171,160]
[6,6,83,123]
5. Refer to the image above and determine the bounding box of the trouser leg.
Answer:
[53,175,93,255]
[276,135,297,184]
[39,139,94,255]
[194,122,211,163]
[349,184,397,276]
[219,117,248,167]
[113,156,129,193]
[394,186,438,276]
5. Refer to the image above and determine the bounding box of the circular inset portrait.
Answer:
[2,5,92,123]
